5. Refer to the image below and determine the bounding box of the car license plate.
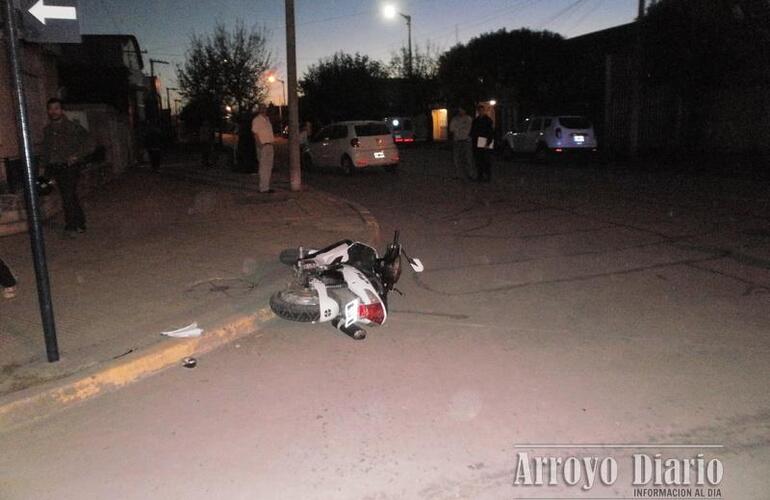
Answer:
[573,135,585,144]
[374,151,385,159]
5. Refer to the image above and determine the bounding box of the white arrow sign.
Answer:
[28,0,77,25]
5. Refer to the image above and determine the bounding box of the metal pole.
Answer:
[281,79,287,128]
[405,14,413,78]
[3,0,60,362]
[285,0,301,191]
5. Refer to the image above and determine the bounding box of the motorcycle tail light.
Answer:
[359,303,385,325]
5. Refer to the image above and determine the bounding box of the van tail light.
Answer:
[359,303,385,325]
[351,138,360,148]
[555,128,562,139]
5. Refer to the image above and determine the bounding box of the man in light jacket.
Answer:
[251,104,275,193]
[449,107,474,180]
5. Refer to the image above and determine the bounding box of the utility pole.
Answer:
[285,0,301,191]
[166,87,179,111]
[149,58,169,80]
[405,13,412,78]
[148,58,169,126]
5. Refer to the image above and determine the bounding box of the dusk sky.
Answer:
[80,0,640,104]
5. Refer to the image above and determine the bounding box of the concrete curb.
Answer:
[0,180,381,431]
[0,308,274,431]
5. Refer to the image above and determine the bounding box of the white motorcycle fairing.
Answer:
[309,278,340,323]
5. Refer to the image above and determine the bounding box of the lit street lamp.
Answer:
[382,3,412,78]
[267,74,287,125]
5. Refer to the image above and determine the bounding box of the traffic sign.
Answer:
[15,0,80,43]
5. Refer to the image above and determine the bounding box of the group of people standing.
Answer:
[449,104,495,183]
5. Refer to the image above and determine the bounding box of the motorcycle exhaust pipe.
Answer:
[332,318,366,340]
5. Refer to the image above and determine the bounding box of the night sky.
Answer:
[80,0,639,104]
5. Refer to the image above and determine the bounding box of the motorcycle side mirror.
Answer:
[409,258,424,273]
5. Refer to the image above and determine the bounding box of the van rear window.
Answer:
[355,123,390,136]
[558,117,592,129]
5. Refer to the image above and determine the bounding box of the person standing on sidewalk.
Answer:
[41,98,95,238]
[1,258,17,299]
[449,107,473,180]
[470,104,495,183]
[251,104,275,193]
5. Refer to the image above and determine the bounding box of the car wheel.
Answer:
[534,143,549,163]
[385,164,398,174]
[341,155,355,176]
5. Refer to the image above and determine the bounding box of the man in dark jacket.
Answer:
[41,98,95,238]
[470,104,494,182]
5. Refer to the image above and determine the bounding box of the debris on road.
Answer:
[161,323,203,338]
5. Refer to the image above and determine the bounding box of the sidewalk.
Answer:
[0,161,378,426]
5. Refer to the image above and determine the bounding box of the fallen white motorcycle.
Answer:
[270,231,423,339]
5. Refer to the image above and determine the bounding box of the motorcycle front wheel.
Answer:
[270,287,321,322]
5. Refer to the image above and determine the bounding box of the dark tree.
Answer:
[642,0,770,89]
[177,22,272,122]
[300,52,389,123]
[387,43,441,80]
[437,28,567,113]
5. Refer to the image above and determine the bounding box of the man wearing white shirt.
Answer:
[251,104,275,193]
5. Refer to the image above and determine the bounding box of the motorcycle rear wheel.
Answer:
[270,287,321,322]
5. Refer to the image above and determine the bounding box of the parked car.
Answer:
[502,115,598,160]
[303,121,400,174]
[385,116,416,144]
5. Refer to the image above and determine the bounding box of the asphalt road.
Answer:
[1,145,769,499]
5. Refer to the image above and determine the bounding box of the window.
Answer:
[355,123,390,137]
[558,116,592,129]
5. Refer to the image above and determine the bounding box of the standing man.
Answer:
[470,104,495,183]
[41,98,94,238]
[251,104,275,193]
[449,107,473,180]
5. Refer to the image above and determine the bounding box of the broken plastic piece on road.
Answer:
[161,322,203,338]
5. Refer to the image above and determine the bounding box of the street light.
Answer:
[382,3,412,78]
[267,74,286,125]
